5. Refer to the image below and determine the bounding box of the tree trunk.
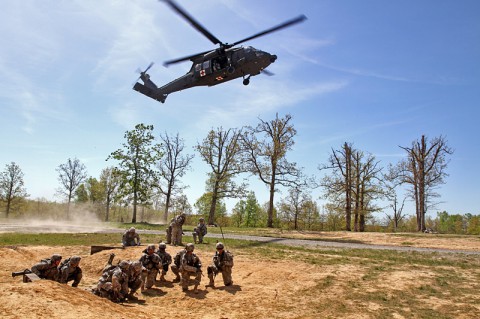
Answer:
[209,180,219,225]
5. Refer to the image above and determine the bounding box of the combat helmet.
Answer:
[147,244,156,251]
[216,242,224,250]
[129,227,136,233]
[185,243,195,252]
[158,242,167,250]
[118,260,130,270]
[70,256,81,266]
[51,254,62,262]
[131,261,143,272]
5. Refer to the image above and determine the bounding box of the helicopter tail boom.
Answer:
[133,82,167,103]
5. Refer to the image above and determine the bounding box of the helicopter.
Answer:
[133,0,306,103]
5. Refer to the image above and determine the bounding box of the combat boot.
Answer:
[193,284,199,294]
[206,278,215,287]
[159,274,166,282]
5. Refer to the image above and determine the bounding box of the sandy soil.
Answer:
[1,233,479,319]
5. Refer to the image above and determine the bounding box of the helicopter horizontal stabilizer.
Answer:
[133,82,167,103]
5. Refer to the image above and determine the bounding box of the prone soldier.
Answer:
[58,255,82,287]
[31,254,62,281]
[207,242,234,287]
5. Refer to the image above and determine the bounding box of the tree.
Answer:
[196,127,247,225]
[108,124,162,223]
[100,167,122,222]
[395,135,453,231]
[243,113,301,228]
[194,192,226,222]
[56,157,87,219]
[157,132,194,222]
[0,162,29,217]
[319,143,354,231]
[383,165,407,232]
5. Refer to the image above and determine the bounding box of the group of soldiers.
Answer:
[93,241,234,302]
[26,254,83,287]
[14,216,232,304]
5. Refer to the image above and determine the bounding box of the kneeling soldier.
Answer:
[140,244,161,290]
[180,243,202,293]
[207,242,234,287]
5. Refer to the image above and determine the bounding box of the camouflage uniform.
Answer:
[207,242,234,287]
[30,254,62,281]
[58,256,82,287]
[94,260,129,302]
[179,243,202,292]
[170,248,186,282]
[122,227,141,246]
[192,218,208,244]
[127,260,144,297]
[156,242,172,281]
[139,244,161,289]
[165,218,175,244]
[171,214,186,246]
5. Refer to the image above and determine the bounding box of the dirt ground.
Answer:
[0,233,479,319]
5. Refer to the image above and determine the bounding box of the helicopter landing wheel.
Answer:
[243,75,251,85]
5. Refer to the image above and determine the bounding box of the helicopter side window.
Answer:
[195,63,202,72]
[202,60,210,70]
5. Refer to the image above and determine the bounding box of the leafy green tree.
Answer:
[243,113,300,228]
[56,157,87,219]
[108,124,162,223]
[244,191,261,227]
[157,132,194,222]
[467,215,480,235]
[0,162,29,217]
[75,184,89,203]
[194,192,226,223]
[231,199,246,227]
[196,127,247,225]
[100,167,122,222]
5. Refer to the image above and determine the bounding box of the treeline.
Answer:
[1,114,473,233]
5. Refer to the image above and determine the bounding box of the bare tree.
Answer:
[395,135,453,231]
[196,127,247,225]
[157,132,194,222]
[320,142,354,231]
[243,113,301,228]
[0,162,29,217]
[56,157,87,219]
[383,164,407,232]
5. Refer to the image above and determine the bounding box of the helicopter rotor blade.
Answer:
[135,62,155,82]
[162,0,222,46]
[163,49,212,67]
[231,15,307,47]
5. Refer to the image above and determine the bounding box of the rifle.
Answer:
[12,269,40,282]
[12,269,31,277]
[107,253,115,266]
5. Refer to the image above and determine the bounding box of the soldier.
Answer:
[127,260,144,299]
[156,242,172,281]
[122,227,141,247]
[94,260,130,303]
[58,255,82,287]
[179,243,202,293]
[170,247,186,282]
[207,242,234,287]
[192,217,208,244]
[165,217,175,244]
[30,254,62,281]
[171,213,186,246]
[139,244,161,289]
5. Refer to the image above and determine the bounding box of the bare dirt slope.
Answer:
[1,233,479,319]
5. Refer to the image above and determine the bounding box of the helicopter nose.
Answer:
[270,55,277,63]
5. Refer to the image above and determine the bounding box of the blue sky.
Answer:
[1,0,479,219]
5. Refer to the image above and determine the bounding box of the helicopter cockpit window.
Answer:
[195,63,202,72]
[202,60,210,70]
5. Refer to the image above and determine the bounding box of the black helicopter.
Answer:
[133,0,306,103]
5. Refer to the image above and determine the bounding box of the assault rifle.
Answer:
[12,269,40,282]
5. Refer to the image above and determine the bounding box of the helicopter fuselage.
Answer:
[133,46,277,103]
